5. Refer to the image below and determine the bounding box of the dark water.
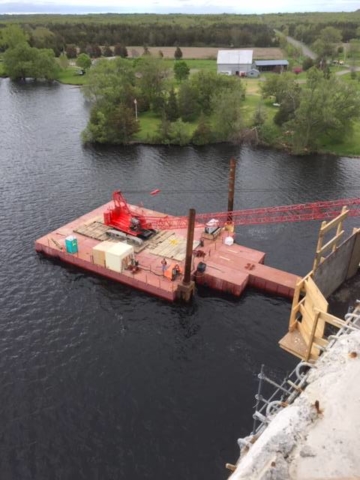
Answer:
[1,79,359,480]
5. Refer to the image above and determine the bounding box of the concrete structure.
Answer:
[228,307,360,480]
[217,50,253,76]
[226,218,360,479]
[254,59,289,73]
[313,229,360,298]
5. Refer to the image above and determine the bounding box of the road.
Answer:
[285,35,317,59]
[275,30,317,60]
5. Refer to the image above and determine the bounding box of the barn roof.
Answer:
[255,60,289,66]
[217,50,253,65]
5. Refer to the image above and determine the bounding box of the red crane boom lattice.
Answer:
[105,191,360,234]
[140,197,360,230]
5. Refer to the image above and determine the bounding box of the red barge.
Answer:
[35,191,299,302]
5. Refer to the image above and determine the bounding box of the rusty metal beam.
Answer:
[183,208,196,285]
[227,157,237,223]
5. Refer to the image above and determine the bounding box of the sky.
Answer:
[0,0,358,15]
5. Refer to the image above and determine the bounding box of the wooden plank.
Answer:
[319,209,348,235]
[300,302,325,341]
[289,279,304,330]
[318,311,347,329]
[313,335,328,348]
[299,303,315,339]
[279,330,315,361]
[318,230,344,255]
[304,276,328,312]
[313,221,327,270]
[305,311,320,361]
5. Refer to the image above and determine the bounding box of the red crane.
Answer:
[104,191,360,235]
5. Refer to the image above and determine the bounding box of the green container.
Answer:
[65,235,78,254]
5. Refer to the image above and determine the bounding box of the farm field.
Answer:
[126,46,285,59]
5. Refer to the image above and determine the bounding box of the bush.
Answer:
[302,57,314,71]
[257,121,282,145]
[192,115,213,145]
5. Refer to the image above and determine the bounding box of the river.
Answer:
[1,79,359,480]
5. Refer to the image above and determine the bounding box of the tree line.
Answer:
[259,69,360,153]
[0,17,278,56]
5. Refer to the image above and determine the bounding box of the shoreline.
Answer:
[2,75,359,158]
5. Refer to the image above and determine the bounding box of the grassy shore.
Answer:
[56,66,88,85]
[56,63,360,156]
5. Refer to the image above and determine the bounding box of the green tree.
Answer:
[178,81,199,121]
[4,43,58,80]
[153,113,172,144]
[135,57,170,109]
[174,60,190,82]
[83,57,135,104]
[313,27,342,61]
[192,114,213,145]
[58,52,69,69]
[261,72,298,103]
[76,53,91,71]
[287,68,360,152]
[111,104,140,142]
[252,102,267,126]
[211,88,244,141]
[102,44,113,57]
[83,103,139,144]
[114,44,128,58]
[174,46,183,60]
[30,27,55,49]
[65,44,77,59]
[165,88,179,122]
[82,57,138,144]
[302,57,314,71]
[189,70,221,115]
[348,39,360,68]
[0,24,28,49]
[169,119,191,145]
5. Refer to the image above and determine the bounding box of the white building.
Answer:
[217,50,253,76]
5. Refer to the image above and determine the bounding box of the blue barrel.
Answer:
[65,236,78,254]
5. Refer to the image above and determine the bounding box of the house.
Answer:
[217,50,253,76]
[254,60,289,73]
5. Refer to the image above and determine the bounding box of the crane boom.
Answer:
[141,197,360,229]
[105,192,360,233]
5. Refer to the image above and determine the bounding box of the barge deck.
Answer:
[35,201,299,301]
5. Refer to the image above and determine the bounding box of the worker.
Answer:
[161,258,167,275]
[171,264,181,281]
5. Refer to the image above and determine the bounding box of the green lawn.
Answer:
[56,67,87,85]
[338,71,360,86]
[319,121,360,156]
[133,111,161,142]
[163,58,217,72]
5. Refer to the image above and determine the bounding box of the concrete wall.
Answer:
[313,231,360,298]
[347,230,360,279]
[217,63,251,74]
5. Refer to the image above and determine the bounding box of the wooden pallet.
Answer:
[74,220,110,241]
